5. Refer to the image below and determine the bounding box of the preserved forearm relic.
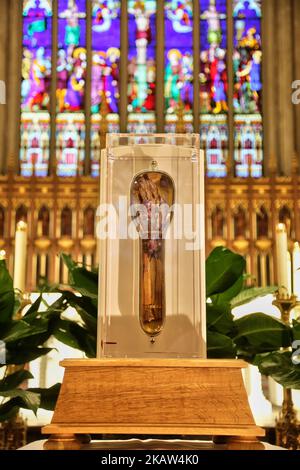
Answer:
[130,163,175,341]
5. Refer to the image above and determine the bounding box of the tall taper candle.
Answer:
[13,221,28,292]
[293,242,300,299]
[276,223,289,295]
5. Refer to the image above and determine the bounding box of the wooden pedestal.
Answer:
[42,359,265,450]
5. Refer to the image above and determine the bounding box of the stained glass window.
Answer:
[21,0,52,177]
[19,1,264,178]
[164,1,193,133]
[91,1,121,177]
[200,0,228,178]
[127,0,156,133]
[233,0,263,177]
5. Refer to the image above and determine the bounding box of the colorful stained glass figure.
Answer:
[91,1,120,115]
[56,1,86,176]
[127,0,156,132]
[56,113,85,177]
[233,0,262,114]
[200,0,227,115]
[57,0,86,113]
[21,0,52,177]
[164,1,193,132]
[233,0,263,177]
[91,1,120,177]
[22,1,52,111]
[200,1,228,178]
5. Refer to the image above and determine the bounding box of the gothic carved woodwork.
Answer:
[15,205,28,227]
[61,207,73,238]
[211,206,225,239]
[38,206,50,238]
[279,205,293,239]
[256,206,269,239]
[234,206,248,239]
[0,206,5,239]
[83,207,95,237]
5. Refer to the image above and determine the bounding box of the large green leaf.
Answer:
[62,291,98,319]
[0,389,40,414]
[69,268,98,299]
[5,347,52,365]
[206,303,234,335]
[0,260,15,326]
[231,286,278,308]
[206,247,246,297]
[0,369,33,391]
[62,255,98,299]
[210,275,244,306]
[233,313,291,355]
[28,383,61,411]
[61,253,77,271]
[23,295,42,317]
[207,331,236,358]
[1,318,49,343]
[0,399,20,422]
[0,391,41,422]
[53,319,96,357]
[254,351,300,389]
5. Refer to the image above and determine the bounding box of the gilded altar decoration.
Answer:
[130,165,175,341]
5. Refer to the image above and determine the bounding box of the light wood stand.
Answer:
[42,359,265,450]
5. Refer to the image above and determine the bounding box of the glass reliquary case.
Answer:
[97,134,206,358]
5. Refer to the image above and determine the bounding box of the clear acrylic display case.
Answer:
[97,134,206,358]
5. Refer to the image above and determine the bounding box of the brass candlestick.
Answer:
[272,292,300,450]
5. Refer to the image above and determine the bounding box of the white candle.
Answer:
[0,250,6,260]
[13,221,28,292]
[293,242,300,299]
[275,223,289,295]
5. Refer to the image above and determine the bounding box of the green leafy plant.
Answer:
[0,259,60,422]
[1,245,300,425]
[51,248,300,389]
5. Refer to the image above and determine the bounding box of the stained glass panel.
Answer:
[56,0,86,176]
[200,114,228,178]
[127,0,156,132]
[20,113,50,177]
[21,0,52,176]
[200,0,228,177]
[233,0,263,177]
[56,112,85,177]
[164,1,193,133]
[234,114,263,177]
[91,1,121,177]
